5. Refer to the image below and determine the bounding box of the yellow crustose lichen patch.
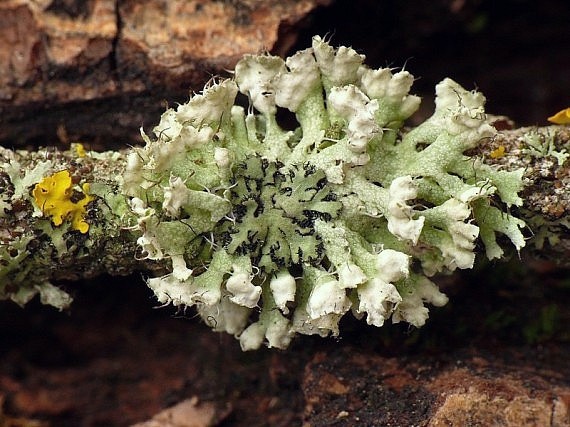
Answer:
[32,170,94,233]
[71,142,87,158]
[490,145,506,159]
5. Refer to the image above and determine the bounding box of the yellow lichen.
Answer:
[547,107,570,125]
[32,170,94,233]
[72,142,87,158]
[490,145,506,159]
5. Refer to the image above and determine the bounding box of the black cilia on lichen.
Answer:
[115,36,526,350]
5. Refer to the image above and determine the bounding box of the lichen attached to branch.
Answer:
[1,36,541,349]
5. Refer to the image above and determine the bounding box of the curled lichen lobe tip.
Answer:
[120,36,527,350]
[55,36,523,350]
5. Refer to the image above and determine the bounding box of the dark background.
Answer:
[291,0,570,125]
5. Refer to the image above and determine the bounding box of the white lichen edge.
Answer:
[110,37,526,350]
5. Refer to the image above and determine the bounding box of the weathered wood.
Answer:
[302,347,570,426]
[0,0,330,147]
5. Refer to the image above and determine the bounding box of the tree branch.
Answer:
[475,122,570,259]
[2,124,568,306]
[1,37,569,349]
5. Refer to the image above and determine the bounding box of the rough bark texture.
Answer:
[2,268,570,426]
[0,0,330,147]
[475,123,570,261]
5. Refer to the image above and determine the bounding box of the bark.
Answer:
[2,285,570,426]
[474,122,570,261]
[0,0,330,148]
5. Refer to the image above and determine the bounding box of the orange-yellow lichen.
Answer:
[32,170,94,233]
[490,145,506,159]
[548,107,570,125]
[72,142,87,158]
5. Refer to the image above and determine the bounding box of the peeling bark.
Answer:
[302,347,570,427]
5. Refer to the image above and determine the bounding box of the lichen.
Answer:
[32,170,94,233]
[122,36,526,349]
[521,128,569,166]
[548,107,570,125]
[0,146,130,310]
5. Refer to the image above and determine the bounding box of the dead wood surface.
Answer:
[0,0,330,147]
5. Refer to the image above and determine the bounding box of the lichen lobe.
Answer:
[68,37,531,349]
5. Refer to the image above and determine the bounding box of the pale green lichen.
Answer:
[0,37,528,347]
[123,36,526,350]
[0,233,73,308]
[521,128,569,166]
